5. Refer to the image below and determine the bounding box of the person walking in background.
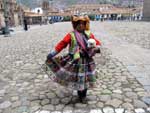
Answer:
[46,15,101,103]
[23,18,28,31]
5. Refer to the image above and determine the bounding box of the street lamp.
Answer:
[3,0,10,36]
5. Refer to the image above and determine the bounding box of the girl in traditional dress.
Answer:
[46,15,101,103]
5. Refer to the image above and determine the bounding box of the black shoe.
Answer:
[80,97,88,104]
[82,89,87,98]
[77,89,87,98]
[77,89,87,103]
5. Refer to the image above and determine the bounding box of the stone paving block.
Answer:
[63,110,73,113]
[136,77,150,86]
[135,108,145,113]
[0,101,12,109]
[90,109,102,113]
[51,111,61,113]
[115,108,124,113]
[103,107,114,113]
[143,85,150,92]
[35,110,50,113]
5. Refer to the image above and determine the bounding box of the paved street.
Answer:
[0,21,150,113]
[94,21,150,92]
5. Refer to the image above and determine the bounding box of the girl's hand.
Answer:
[47,50,58,60]
[88,47,101,57]
[93,47,101,53]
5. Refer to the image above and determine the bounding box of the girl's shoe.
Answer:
[80,97,88,104]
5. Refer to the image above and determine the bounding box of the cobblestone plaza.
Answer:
[0,21,150,113]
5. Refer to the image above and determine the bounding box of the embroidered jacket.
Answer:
[54,31,101,54]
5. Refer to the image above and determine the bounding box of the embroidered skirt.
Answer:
[45,54,96,90]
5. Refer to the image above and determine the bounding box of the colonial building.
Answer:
[8,0,19,26]
[21,1,48,25]
[42,1,49,15]
[0,0,19,28]
[66,4,142,21]
[0,0,5,27]
[47,4,143,22]
[143,0,150,21]
[32,7,43,14]
[24,10,42,25]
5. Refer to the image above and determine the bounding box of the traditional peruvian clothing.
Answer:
[46,30,101,90]
[46,15,101,102]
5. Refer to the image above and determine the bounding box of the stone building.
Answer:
[143,0,150,21]
[42,1,50,15]
[58,4,143,21]
[0,0,5,28]
[24,10,43,25]
[0,0,19,28]
[8,0,19,26]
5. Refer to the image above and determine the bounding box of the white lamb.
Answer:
[87,38,96,48]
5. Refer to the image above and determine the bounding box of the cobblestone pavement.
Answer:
[0,22,150,113]
[93,21,150,92]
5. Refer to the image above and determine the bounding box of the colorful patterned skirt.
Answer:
[45,54,96,91]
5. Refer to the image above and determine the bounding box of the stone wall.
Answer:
[143,0,150,21]
[0,0,20,27]
[14,13,19,26]
[0,13,5,28]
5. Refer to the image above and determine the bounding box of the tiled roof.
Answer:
[45,4,143,16]
[64,4,142,15]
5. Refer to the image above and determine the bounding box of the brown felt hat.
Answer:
[71,15,90,30]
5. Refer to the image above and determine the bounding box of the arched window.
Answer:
[37,9,40,13]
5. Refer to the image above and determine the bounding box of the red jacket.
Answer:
[55,32,101,53]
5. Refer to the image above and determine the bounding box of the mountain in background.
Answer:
[17,0,143,9]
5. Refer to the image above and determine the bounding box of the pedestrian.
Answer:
[23,19,28,31]
[46,15,101,103]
